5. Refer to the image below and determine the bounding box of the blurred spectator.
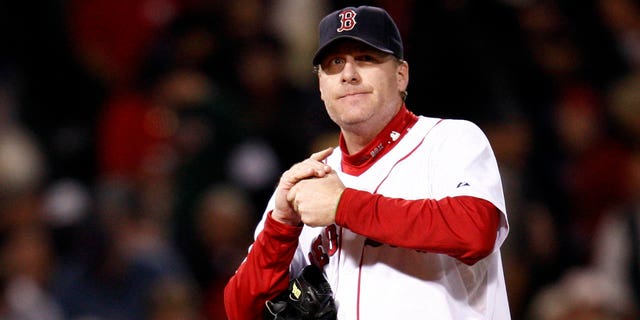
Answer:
[587,72,640,318]
[507,0,633,270]
[597,0,640,71]
[50,179,191,320]
[140,7,235,89]
[96,64,247,261]
[607,71,640,146]
[482,111,560,318]
[66,0,183,90]
[41,179,92,260]
[550,85,631,264]
[192,184,254,319]
[0,226,63,320]
[526,267,635,320]
[268,0,330,90]
[96,89,176,183]
[227,33,331,207]
[222,0,270,43]
[0,126,47,233]
[590,146,640,318]
[146,276,203,320]
[5,2,106,185]
[0,124,63,320]
[42,179,90,230]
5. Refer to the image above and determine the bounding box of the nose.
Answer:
[341,58,360,84]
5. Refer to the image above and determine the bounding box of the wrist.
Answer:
[271,209,302,226]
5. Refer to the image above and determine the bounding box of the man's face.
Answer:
[316,40,408,136]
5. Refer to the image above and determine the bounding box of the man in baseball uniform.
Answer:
[225,5,511,319]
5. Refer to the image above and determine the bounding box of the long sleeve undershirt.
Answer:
[224,213,302,320]
[336,188,500,265]
[224,192,501,319]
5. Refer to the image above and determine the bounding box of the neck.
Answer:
[341,103,403,154]
[342,131,376,155]
[339,104,418,175]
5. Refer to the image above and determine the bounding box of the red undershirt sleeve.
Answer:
[224,212,302,320]
[334,188,501,265]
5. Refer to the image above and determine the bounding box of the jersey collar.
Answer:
[340,104,418,176]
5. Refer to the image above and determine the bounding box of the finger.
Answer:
[282,163,328,187]
[287,183,305,214]
[309,147,334,162]
[288,159,331,182]
[308,147,334,174]
[299,160,331,177]
[281,167,315,186]
[280,148,334,188]
[286,183,298,203]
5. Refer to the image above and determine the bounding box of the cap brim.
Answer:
[312,36,395,65]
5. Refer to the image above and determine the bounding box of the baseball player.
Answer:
[224,5,511,319]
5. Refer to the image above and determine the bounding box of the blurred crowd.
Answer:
[0,0,639,319]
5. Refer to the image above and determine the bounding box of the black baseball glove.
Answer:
[264,264,337,320]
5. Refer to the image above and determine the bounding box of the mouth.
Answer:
[339,91,368,99]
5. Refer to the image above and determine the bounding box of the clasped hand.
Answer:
[271,147,345,227]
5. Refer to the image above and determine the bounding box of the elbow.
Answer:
[458,233,497,265]
[456,198,502,265]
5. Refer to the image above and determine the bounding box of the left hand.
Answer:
[271,148,334,226]
[287,170,346,227]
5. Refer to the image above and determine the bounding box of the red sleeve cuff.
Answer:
[263,211,304,242]
[335,187,359,227]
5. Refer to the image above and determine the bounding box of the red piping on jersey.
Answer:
[356,244,366,320]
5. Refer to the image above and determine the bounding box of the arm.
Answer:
[289,172,501,265]
[336,190,501,265]
[224,213,302,320]
[289,120,505,264]
[224,148,335,320]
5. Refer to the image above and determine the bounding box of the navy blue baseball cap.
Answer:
[312,6,403,65]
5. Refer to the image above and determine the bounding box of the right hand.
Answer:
[272,147,334,226]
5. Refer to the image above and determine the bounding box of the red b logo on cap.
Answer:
[337,9,357,32]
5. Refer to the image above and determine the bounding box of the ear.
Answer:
[396,60,409,92]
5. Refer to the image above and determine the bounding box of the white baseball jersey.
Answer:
[254,116,510,319]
